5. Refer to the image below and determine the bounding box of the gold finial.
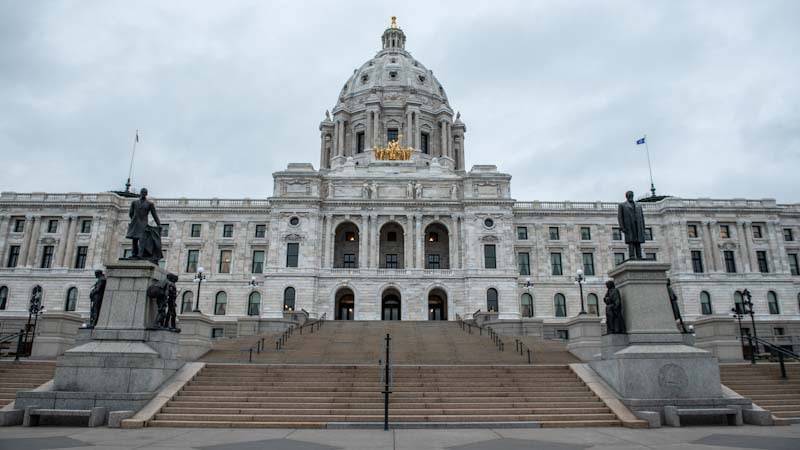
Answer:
[391,16,397,28]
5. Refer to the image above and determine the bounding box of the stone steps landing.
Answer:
[0,361,56,407]
[720,363,800,421]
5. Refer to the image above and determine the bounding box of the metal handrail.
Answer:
[382,333,392,431]
[456,313,531,364]
[241,313,327,362]
[746,334,800,379]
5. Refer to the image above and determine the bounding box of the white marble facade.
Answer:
[1,21,799,336]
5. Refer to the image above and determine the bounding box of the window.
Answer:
[65,287,77,312]
[283,287,296,311]
[734,291,744,314]
[521,293,533,318]
[80,219,92,234]
[426,254,440,269]
[356,131,365,153]
[387,231,397,241]
[644,227,653,241]
[158,251,167,269]
[286,243,299,267]
[518,252,530,275]
[248,291,261,316]
[700,291,712,315]
[752,224,763,239]
[486,288,498,312]
[551,252,563,275]
[582,253,595,276]
[214,291,227,315]
[720,225,730,239]
[420,132,429,154]
[789,253,799,276]
[255,224,266,237]
[343,253,356,268]
[13,219,25,233]
[7,245,20,268]
[774,327,785,336]
[687,224,698,238]
[222,224,234,238]
[645,252,657,261]
[587,293,599,316]
[614,252,625,266]
[74,246,88,269]
[186,249,199,273]
[160,224,169,238]
[218,249,232,273]
[190,224,202,238]
[557,329,569,340]
[517,227,528,240]
[0,286,7,310]
[724,250,736,273]
[211,328,225,338]
[756,251,769,273]
[385,254,398,269]
[554,293,567,317]
[784,228,794,242]
[123,248,133,259]
[484,218,494,228]
[549,227,560,240]
[580,227,591,240]
[47,219,59,233]
[484,244,497,269]
[181,291,193,313]
[768,291,780,314]
[40,246,54,268]
[612,227,622,241]
[691,250,704,273]
[387,128,398,143]
[252,251,265,273]
[289,217,299,227]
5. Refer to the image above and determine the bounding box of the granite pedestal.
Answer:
[15,261,183,420]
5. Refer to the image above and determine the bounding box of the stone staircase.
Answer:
[0,360,56,407]
[149,363,619,428]
[720,363,800,424]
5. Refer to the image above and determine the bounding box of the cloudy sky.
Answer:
[1,1,798,203]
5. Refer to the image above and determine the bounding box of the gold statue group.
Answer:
[373,139,413,161]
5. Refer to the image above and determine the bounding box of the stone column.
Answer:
[447,122,452,157]
[440,120,446,157]
[328,217,336,268]
[365,111,372,151]
[738,221,752,272]
[405,111,412,146]
[416,215,424,268]
[88,216,105,269]
[0,214,9,267]
[768,220,788,273]
[359,214,369,269]
[25,216,41,267]
[371,214,380,269]
[404,214,412,269]
[373,112,380,147]
[56,216,70,267]
[338,121,345,156]
[706,220,720,272]
[744,222,758,270]
[452,215,460,269]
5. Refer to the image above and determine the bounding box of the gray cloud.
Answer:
[1,0,798,203]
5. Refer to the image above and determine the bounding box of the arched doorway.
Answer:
[428,288,447,320]
[424,223,449,269]
[334,222,360,268]
[381,288,401,320]
[379,222,405,269]
[335,288,355,320]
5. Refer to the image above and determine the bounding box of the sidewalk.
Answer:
[1,424,799,450]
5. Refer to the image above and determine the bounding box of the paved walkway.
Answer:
[1,425,799,450]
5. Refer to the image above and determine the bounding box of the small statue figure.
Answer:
[325,110,331,121]
[617,190,645,260]
[87,270,106,328]
[125,188,162,263]
[450,184,458,200]
[604,280,626,334]
[406,182,413,198]
[370,182,378,199]
[326,181,333,198]
[667,278,688,333]
[414,182,423,199]
[162,273,180,332]
[362,182,370,198]
[456,111,461,121]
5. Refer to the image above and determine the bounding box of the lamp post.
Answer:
[574,269,587,315]
[740,288,758,354]
[192,267,206,313]
[731,307,745,348]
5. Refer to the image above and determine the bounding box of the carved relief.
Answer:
[658,363,689,396]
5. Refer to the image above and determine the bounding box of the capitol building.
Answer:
[1,19,798,343]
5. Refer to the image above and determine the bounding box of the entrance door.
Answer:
[382,295,401,320]
[335,291,355,320]
[428,290,447,320]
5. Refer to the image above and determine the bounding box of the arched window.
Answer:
[554,293,567,317]
[521,293,533,318]
[248,291,261,316]
[283,287,296,311]
[700,291,712,315]
[0,286,8,310]
[65,287,77,312]
[587,293,599,316]
[486,288,498,312]
[214,291,227,315]
[733,291,744,314]
[768,291,780,314]
[181,291,193,313]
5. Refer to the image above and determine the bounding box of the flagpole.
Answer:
[125,130,138,193]
[643,134,656,197]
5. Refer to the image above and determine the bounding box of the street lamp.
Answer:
[574,269,587,315]
[192,267,206,313]
[739,288,759,354]
[731,307,745,349]
[248,276,259,290]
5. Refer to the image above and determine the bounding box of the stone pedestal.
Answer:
[30,311,85,359]
[692,316,744,363]
[589,261,751,424]
[178,312,214,360]
[565,315,602,361]
[16,261,183,416]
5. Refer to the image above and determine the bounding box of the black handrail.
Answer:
[382,333,392,431]
[241,312,327,362]
[747,334,800,379]
[456,314,531,363]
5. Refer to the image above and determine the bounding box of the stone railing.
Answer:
[513,197,782,211]
[155,198,270,208]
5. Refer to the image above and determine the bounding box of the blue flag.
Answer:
[636,137,646,145]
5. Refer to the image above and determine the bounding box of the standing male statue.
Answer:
[604,280,626,334]
[87,270,106,328]
[666,278,688,333]
[125,188,162,263]
[617,190,646,260]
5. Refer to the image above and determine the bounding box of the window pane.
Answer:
[587,293,598,315]
[554,294,566,317]
[549,227,559,240]
[612,227,622,241]
[387,128,398,143]
[484,245,496,269]
[789,254,799,276]
[768,292,780,314]
[252,251,265,273]
[691,251,704,273]
[0,286,8,310]
[186,250,199,273]
[255,224,266,238]
[687,225,697,238]
[80,220,92,233]
[7,245,20,268]
[181,291,194,313]
[191,224,202,237]
[724,250,736,273]
[551,253,562,276]
[486,288,498,312]
[65,287,77,311]
[386,254,398,269]
[518,252,530,275]
[427,254,440,269]
[517,227,528,240]
[700,291,712,315]
[614,253,625,266]
[248,292,261,316]
[644,227,653,240]
[223,224,234,238]
[580,227,591,240]
[582,253,595,276]
[41,246,54,268]
[757,251,769,273]
[286,243,299,267]
[75,246,88,269]
[219,250,232,273]
[521,293,533,317]
[214,292,227,315]
[284,287,296,311]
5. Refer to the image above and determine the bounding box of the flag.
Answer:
[636,137,646,145]
[135,130,139,143]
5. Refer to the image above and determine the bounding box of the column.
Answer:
[17,216,34,267]
[320,215,328,269]
[359,214,369,269]
[87,216,104,269]
[338,121,345,156]
[25,216,41,267]
[738,221,752,272]
[416,215,424,268]
[744,222,758,270]
[61,216,77,267]
[404,215,413,269]
[371,215,380,268]
[374,112,380,147]
[0,215,9,266]
[447,122,452,158]
[767,220,788,273]
[328,217,336,268]
[452,215,460,269]
[365,112,372,151]
[707,220,720,272]
[405,111,412,146]
[440,121,446,157]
